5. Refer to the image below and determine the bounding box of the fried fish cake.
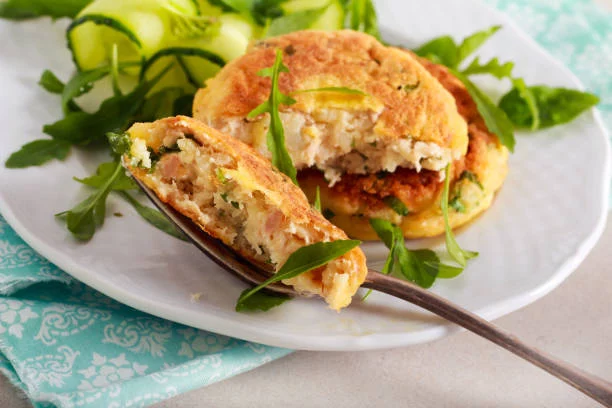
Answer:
[123,116,367,310]
[193,30,468,185]
[298,58,509,240]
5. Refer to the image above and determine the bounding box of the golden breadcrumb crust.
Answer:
[193,30,468,156]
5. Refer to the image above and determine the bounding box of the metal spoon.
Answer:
[132,176,612,407]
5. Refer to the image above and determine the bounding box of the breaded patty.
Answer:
[123,116,367,310]
[193,30,468,184]
[298,58,509,240]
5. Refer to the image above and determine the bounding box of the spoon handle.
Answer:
[363,271,612,407]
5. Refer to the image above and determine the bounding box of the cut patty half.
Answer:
[123,116,367,310]
[298,56,509,240]
[193,30,468,185]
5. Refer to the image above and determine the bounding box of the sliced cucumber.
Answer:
[142,47,225,89]
[282,0,344,30]
[183,13,257,62]
[68,0,200,71]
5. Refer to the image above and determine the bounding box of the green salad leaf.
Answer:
[235,291,291,312]
[509,78,540,130]
[5,139,71,168]
[61,61,140,115]
[499,85,600,130]
[69,160,188,241]
[251,0,286,25]
[0,0,92,20]
[38,70,65,94]
[382,196,409,216]
[73,161,135,191]
[56,161,123,241]
[462,56,514,79]
[248,49,298,184]
[236,239,361,311]
[343,0,381,40]
[118,191,188,241]
[441,165,478,267]
[368,218,461,292]
[456,25,501,64]
[44,64,172,146]
[266,5,329,37]
[415,35,458,67]
[415,25,500,69]
[452,70,516,152]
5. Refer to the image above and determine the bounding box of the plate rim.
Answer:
[0,0,609,351]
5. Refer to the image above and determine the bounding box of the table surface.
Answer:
[2,0,611,406]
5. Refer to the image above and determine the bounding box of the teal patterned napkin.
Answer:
[1,1,610,407]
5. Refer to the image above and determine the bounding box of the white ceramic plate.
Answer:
[0,0,609,351]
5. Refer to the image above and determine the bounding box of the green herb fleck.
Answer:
[383,196,410,216]
[441,165,478,267]
[107,132,132,156]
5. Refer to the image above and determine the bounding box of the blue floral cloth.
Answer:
[1,1,610,407]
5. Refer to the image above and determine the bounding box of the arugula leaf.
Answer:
[462,57,514,79]
[383,196,409,216]
[44,64,172,146]
[209,0,253,14]
[5,139,70,168]
[416,26,501,69]
[314,186,322,212]
[344,0,381,40]
[452,70,516,152]
[293,86,368,96]
[251,0,286,25]
[248,50,298,184]
[456,25,501,64]
[235,291,291,312]
[510,78,540,130]
[173,93,195,117]
[0,0,91,20]
[57,161,123,241]
[118,191,188,241]
[73,161,135,191]
[441,165,478,267]
[415,36,458,68]
[236,239,361,311]
[266,5,328,37]
[61,61,139,115]
[369,218,440,289]
[499,85,600,130]
[138,88,185,122]
[459,170,483,190]
[38,70,65,94]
